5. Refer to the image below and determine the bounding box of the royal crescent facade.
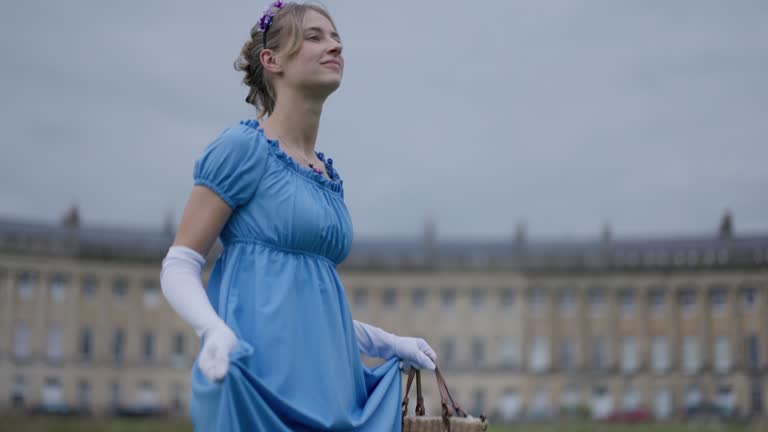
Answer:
[1,210,766,423]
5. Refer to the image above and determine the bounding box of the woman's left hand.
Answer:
[394,336,438,371]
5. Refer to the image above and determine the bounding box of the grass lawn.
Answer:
[2,414,768,432]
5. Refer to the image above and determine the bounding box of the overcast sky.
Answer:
[1,1,766,240]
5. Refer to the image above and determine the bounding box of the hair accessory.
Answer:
[258,1,286,46]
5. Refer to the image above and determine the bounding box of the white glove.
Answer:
[353,320,437,370]
[160,245,238,382]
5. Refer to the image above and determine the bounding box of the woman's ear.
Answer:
[260,49,282,74]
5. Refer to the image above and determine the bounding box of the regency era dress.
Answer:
[188,119,402,431]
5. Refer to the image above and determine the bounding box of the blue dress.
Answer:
[188,119,403,431]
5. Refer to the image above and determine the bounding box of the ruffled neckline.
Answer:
[240,119,344,194]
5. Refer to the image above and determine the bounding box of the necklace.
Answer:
[281,142,329,179]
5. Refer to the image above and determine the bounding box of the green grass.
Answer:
[0,414,192,432]
[3,415,768,432]
[487,424,768,432]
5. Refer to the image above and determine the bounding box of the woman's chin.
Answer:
[310,77,342,96]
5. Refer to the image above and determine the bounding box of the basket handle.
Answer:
[434,366,467,418]
[401,368,426,414]
[401,364,468,432]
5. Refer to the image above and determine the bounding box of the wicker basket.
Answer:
[401,365,489,432]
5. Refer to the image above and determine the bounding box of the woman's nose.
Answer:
[328,40,342,55]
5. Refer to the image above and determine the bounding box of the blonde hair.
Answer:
[234,2,337,119]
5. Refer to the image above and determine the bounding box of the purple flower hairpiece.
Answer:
[258,0,286,44]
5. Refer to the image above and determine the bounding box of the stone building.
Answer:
[1,207,766,423]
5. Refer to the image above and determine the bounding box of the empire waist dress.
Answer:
[188,119,403,431]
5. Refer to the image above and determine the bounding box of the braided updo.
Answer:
[234,2,337,119]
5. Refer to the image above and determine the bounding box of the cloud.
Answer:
[1,0,766,238]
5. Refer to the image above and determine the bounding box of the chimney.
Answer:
[602,221,613,248]
[514,220,527,253]
[719,210,733,239]
[164,210,176,237]
[422,213,437,266]
[62,203,80,229]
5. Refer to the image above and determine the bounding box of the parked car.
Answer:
[112,405,169,418]
[27,403,84,416]
[684,402,737,420]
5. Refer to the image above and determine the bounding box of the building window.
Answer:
[710,288,726,314]
[560,339,576,371]
[172,382,184,412]
[592,337,611,371]
[136,381,158,410]
[471,389,486,416]
[654,388,673,419]
[528,336,550,373]
[679,289,696,314]
[441,288,455,310]
[412,288,426,309]
[559,289,576,316]
[49,275,67,303]
[561,384,581,413]
[352,288,368,309]
[173,332,184,356]
[110,380,121,409]
[621,385,642,411]
[500,289,515,311]
[529,387,553,418]
[751,382,764,415]
[81,276,98,301]
[498,388,521,421]
[78,380,91,410]
[684,385,703,409]
[591,385,613,420]
[529,290,546,317]
[716,385,736,412]
[589,289,606,316]
[172,332,186,368]
[143,331,154,362]
[472,337,485,367]
[382,288,397,309]
[80,327,93,360]
[714,336,731,372]
[619,290,635,315]
[12,375,26,407]
[13,321,30,360]
[683,336,700,374]
[621,337,639,374]
[112,328,126,364]
[16,273,35,301]
[41,377,63,409]
[743,287,757,310]
[652,336,669,373]
[46,324,64,362]
[143,280,161,308]
[501,336,519,368]
[471,288,486,311]
[112,277,129,303]
[648,288,665,314]
[747,334,760,370]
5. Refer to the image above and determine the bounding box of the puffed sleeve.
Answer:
[192,124,269,210]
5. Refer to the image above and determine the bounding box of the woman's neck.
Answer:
[260,89,324,158]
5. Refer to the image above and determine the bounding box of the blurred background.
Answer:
[1,0,766,431]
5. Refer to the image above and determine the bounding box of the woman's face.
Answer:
[280,10,344,96]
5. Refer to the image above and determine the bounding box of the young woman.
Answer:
[159,2,437,430]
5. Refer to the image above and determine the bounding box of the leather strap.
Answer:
[401,367,418,422]
[401,362,470,432]
[415,367,425,415]
[435,366,467,417]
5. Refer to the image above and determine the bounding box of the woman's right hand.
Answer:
[198,322,239,382]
